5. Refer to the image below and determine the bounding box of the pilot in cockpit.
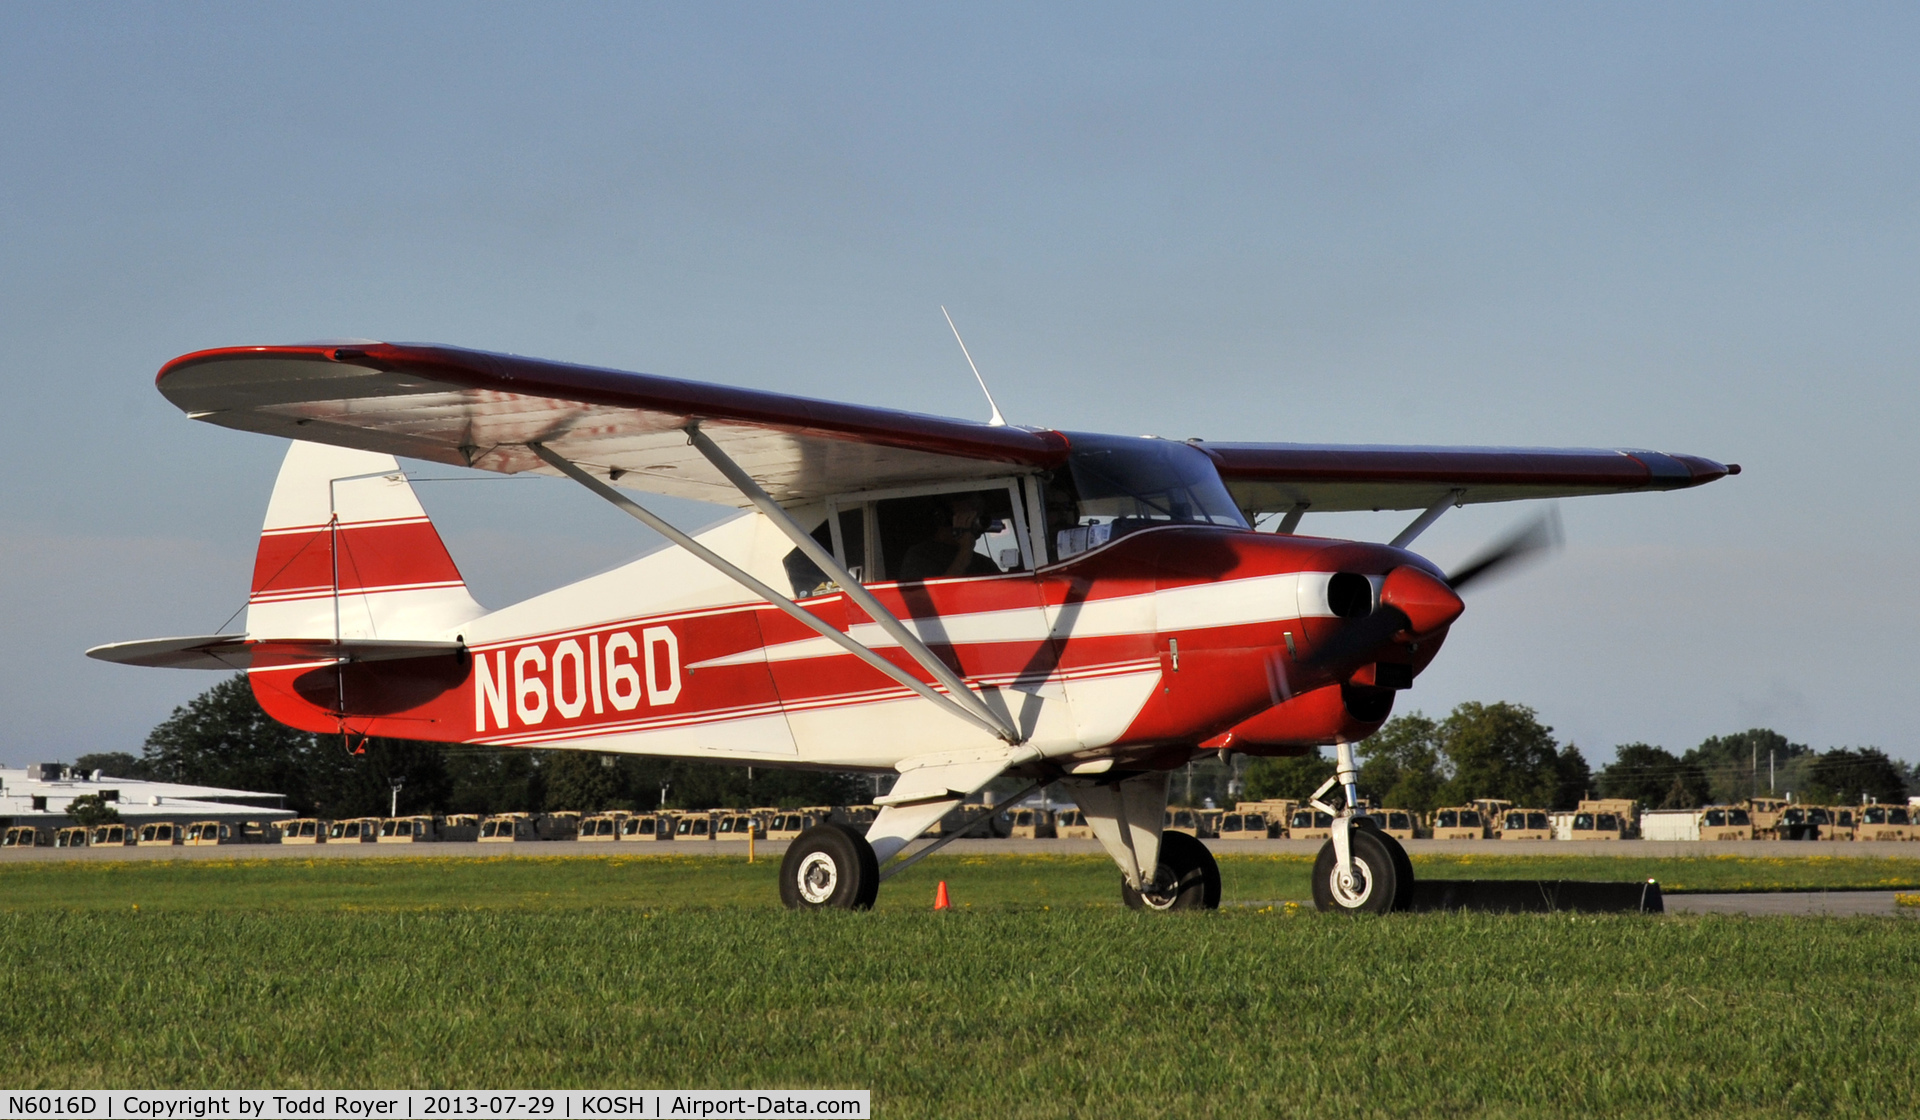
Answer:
[897,495,1004,581]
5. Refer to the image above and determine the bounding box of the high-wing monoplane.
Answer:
[91,341,1736,912]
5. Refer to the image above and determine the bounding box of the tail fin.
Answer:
[248,441,484,641]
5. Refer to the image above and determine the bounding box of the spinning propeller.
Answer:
[1305,508,1564,674]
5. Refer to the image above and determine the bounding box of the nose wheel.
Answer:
[1312,821,1413,914]
[1120,830,1222,911]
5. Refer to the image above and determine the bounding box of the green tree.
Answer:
[544,751,625,812]
[1596,743,1710,809]
[143,676,326,811]
[1357,713,1445,813]
[64,794,121,827]
[1804,748,1908,806]
[1437,702,1562,808]
[1552,744,1592,810]
[1685,729,1813,803]
[1244,750,1336,802]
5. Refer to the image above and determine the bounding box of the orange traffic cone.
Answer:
[934,880,951,911]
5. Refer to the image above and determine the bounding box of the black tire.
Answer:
[779,823,879,911]
[1312,826,1401,915]
[1121,830,1222,911]
[1354,817,1417,912]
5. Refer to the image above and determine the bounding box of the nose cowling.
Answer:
[1379,565,1464,636]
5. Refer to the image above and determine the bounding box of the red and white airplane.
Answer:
[90,341,1735,912]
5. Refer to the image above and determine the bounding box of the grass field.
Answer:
[3,854,1918,1117]
[3,850,1919,912]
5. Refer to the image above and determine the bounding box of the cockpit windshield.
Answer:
[1054,435,1246,558]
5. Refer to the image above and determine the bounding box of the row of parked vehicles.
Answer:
[1038,796,1918,842]
[5,795,1913,850]
[0,806,879,848]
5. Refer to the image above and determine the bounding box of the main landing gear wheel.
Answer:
[780,822,879,911]
[1121,831,1222,911]
[1367,820,1416,912]
[1311,823,1410,915]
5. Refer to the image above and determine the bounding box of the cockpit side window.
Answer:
[782,508,867,598]
[875,488,1026,582]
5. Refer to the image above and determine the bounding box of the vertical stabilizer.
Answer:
[248,441,485,641]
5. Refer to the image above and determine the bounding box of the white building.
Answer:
[0,763,293,828]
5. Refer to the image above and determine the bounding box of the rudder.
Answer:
[248,441,485,641]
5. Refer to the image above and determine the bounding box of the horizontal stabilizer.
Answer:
[87,635,465,671]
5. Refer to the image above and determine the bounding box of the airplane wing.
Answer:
[155,341,1734,512]
[157,342,1067,506]
[1201,442,1737,515]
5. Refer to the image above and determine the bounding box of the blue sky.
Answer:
[3,4,1916,769]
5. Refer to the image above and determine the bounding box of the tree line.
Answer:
[64,681,1916,819]
[1242,702,1914,812]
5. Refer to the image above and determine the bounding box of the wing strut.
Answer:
[1388,489,1463,549]
[683,426,1022,743]
[527,442,1021,744]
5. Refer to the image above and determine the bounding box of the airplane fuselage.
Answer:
[249,516,1444,772]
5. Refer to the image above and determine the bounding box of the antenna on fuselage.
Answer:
[941,306,1008,427]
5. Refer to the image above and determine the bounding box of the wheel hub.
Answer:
[1330,856,1374,908]
[797,851,839,904]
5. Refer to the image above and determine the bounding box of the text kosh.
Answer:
[474,627,681,732]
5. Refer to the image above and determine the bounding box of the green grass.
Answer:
[4,908,1919,1116]
[4,854,1919,1116]
[3,851,1918,914]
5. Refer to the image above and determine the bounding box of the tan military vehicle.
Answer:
[3,825,49,847]
[327,817,379,842]
[764,810,823,841]
[136,821,182,845]
[1365,808,1419,841]
[1216,809,1274,840]
[619,814,670,840]
[1744,797,1789,838]
[1164,807,1214,838]
[53,826,90,847]
[90,823,132,846]
[1235,799,1296,838]
[577,812,626,841]
[1856,804,1915,842]
[479,813,539,842]
[674,812,715,841]
[1499,808,1554,841]
[713,812,762,841]
[378,816,438,842]
[1561,807,1628,840]
[183,820,239,845]
[1823,806,1858,840]
[1055,808,1096,839]
[1007,807,1056,838]
[1698,806,1753,841]
[1288,805,1335,841]
[1581,799,1638,837]
[277,818,328,844]
[1774,804,1831,841]
[1473,799,1513,835]
[4,825,47,847]
[1430,806,1488,840]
